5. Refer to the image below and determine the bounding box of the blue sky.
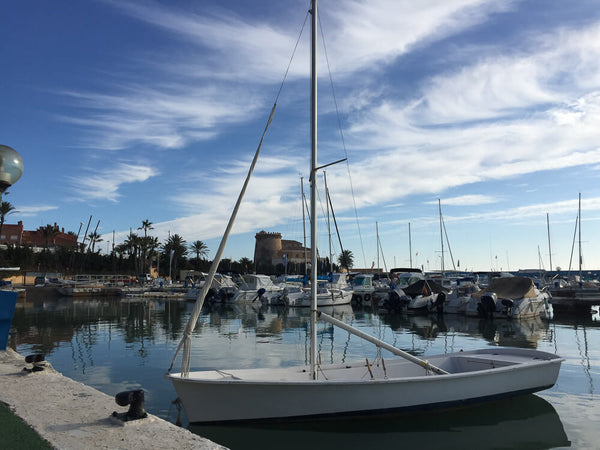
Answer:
[3,0,600,272]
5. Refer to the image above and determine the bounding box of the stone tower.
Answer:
[254,231,282,272]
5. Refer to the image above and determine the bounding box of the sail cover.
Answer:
[472,277,537,299]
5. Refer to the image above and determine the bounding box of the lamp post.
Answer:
[0,145,24,196]
[0,144,23,350]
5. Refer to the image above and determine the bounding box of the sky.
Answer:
[3,0,600,273]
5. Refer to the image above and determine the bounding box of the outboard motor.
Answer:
[433,292,446,315]
[385,290,408,312]
[501,298,514,316]
[253,288,266,303]
[478,292,498,319]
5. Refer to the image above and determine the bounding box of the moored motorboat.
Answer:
[465,276,552,319]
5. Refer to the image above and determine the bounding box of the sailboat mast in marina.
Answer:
[309,0,318,380]
[167,0,563,423]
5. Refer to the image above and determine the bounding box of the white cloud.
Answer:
[410,23,600,124]
[69,162,159,202]
[428,195,497,206]
[321,0,514,74]
[58,84,261,151]
[404,196,597,230]
[8,205,59,218]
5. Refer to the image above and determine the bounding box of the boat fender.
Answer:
[364,294,371,303]
[112,389,148,422]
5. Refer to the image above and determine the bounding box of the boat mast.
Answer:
[309,0,318,380]
[409,222,412,267]
[546,213,552,273]
[301,176,308,280]
[376,222,380,273]
[578,192,582,284]
[438,199,444,278]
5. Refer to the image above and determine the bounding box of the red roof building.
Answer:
[0,221,77,248]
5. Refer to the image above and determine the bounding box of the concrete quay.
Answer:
[0,348,225,449]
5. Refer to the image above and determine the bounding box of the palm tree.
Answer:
[189,240,209,268]
[123,233,142,274]
[138,219,153,238]
[337,249,354,272]
[162,234,187,280]
[138,220,154,273]
[238,257,253,274]
[0,201,16,239]
[141,235,159,275]
[87,231,103,253]
[41,224,59,250]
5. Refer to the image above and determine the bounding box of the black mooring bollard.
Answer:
[22,354,46,373]
[25,354,45,364]
[111,389,148,421]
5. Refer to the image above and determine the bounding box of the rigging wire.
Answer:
[377,231,389,273]
[441,211,457,271]
[275,10,310,101]
[318,9,367,269]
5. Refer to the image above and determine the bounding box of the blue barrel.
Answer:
[0,290,18,350]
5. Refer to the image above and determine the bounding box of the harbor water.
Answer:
[8,295,600,449]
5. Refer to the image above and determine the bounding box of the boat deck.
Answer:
[178,349,556,384]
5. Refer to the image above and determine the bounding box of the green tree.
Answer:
[337,249,354,272]
[138,219,153,238]
[41,224,59,250]
[137,220,154,273]
[238,257,253,274]
[122,233,142,274]
[87,231,103,253]
[0,201,16,240]
[141,235,159,275]
[162,234,187,280]
[189,240,209,269]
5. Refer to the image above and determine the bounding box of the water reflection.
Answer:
[191,395,570,450]
[376,310,551,349]
[9,296,596,447]
[11,299,559,365]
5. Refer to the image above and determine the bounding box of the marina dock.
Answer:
[0,348,224,449]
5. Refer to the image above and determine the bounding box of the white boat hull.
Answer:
[286,289,353,307]
[465,295,550,319]
[168,347,562,423]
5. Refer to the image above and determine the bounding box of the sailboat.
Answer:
[167,0,563,423]
[549,193,600,313]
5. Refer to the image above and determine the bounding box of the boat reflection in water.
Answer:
[376,310,552,349]
[191,394,569,450]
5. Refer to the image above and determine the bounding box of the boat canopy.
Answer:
[472,276,537,299]
[402,279,447,296]
[241,274,276,289]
